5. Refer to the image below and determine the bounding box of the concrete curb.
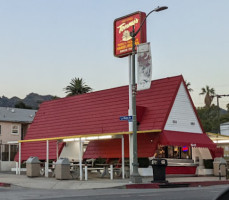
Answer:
[0,182,11,187]
[126,181,229,189]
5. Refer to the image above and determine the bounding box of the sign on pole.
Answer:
[113,11,147,58]
[137,42,152,91]
[120,116,133,122]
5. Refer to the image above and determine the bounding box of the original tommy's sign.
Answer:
[113,11,147,58]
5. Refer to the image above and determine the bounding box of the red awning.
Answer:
[159,130,216,148]
[83,133,160,159]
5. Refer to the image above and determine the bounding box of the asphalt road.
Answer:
[1,185,229,200]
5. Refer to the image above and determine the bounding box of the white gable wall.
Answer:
[164,82,202,133]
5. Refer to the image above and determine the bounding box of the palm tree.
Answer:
[199,86,215,107]
[64,78,92,97]
[185,80,193,92]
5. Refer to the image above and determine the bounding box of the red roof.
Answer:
[16,75,196,161]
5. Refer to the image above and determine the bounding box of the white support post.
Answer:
[85,165,88,181]
[110,164,113,180]
[128,55,133,174]
[0,144,2,161]
[79,138,83,181]
[45,140,49,177]
[19,143,21,175]
[8,144,11,161]
[56,141,59,160]
[16,162,19,175]
[122,135,125,179]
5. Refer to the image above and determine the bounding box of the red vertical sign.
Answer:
[114,11,147,58]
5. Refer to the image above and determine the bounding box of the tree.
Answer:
[227,103,229,112]
[199,86,215,107]
[15,101,32,109]
[64,78,92,97]
[196,105,219,132]
[185,80,193,92]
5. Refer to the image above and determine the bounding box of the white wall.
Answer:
[192,147,212,166]
[59,141,81,162]
[164,83,202,133]
[0,161,16,171]
[220,124,229,136]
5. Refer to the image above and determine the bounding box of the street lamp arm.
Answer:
[133,6,168,37]
[134,10,155,37]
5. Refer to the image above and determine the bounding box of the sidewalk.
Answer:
[0,172,229,190]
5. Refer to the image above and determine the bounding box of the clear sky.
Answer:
[0,0,229,108]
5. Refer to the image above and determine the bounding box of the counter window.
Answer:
[156,145,191,159]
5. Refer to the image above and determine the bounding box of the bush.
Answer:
[203,159,213,169]
[138,158,150,168]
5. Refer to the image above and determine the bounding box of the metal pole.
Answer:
[19,142,21,175]
[122,135,125,179]
[45,140,49,177]
[0,144,2,161]
[110,164,113,180]
[128,55,133,174]
[217,96,220,134]
[130,25,142,183]
[79,138,83,181]
[56,141,59,160]
[85,165,88,181]
[8,144,11,161]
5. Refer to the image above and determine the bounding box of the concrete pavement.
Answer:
[0,172,229,190]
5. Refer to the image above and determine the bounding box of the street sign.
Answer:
[120,116,133,121]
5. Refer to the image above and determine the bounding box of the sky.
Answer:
[0,0,229,108]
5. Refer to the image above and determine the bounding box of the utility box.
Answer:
[26,156,41,177]
[55,158,71,180]
[213,157,227,176]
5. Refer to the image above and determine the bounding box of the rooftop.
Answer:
[0,107,37,123]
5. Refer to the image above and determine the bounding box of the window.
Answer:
[156,145,192,159]
[11,125,19,135]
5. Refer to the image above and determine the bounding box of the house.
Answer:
[0,107,36,171]
[16,75,219,175]
[220,122,229,136]
[206,122,229,161]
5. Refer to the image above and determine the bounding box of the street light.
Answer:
[130,6,168,184]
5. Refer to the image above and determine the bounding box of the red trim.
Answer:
[166,166,197,175]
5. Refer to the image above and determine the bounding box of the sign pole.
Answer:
[130,25,142,183]
[128,55,133,175]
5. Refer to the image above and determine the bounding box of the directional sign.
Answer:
[120,116,133,121]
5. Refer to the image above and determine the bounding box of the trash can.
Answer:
[26,156,41,177]
[151,158,168,183]
[213,157,227,177]
[55,158,71,180]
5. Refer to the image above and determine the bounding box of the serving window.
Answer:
[156,145,192,159]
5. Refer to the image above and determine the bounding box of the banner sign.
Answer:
[137,42,152,91]
[113,11,147,58]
